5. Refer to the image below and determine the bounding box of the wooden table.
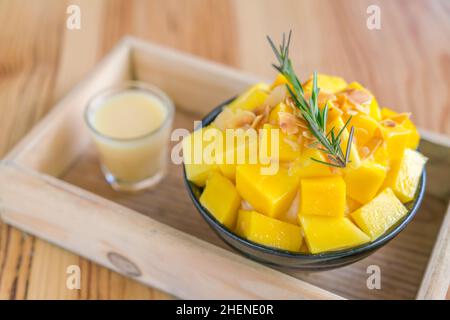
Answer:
[0,0,449,300]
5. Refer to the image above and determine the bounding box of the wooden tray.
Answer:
[0,37,448,300]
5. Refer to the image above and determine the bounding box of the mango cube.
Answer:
[227,83,269,111]
[383,149,427,203]
[183,126,221,186]
[299,176,346,217]
[236,164,299,219]
[303,74,348,93]
[270,74,289,90]
[300,216,370,254]
[289,148,335,178]
[381,124,410,160]
[349,114,381,146]
[351,188,407,240]
[344,161,387,203]
[218,163,236,182]
[260,124,301,162]
[402,122,420,150]
[380,107,396,119]
[372,142,390,167]
[381,107,420,149]
[345,197,362,216]
[200,173,241,229]
[216,129,258,182]
[236,210,302,252]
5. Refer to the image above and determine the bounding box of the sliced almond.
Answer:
[360,131,384,160]
[380,119,397,128]
[346,109,359,116]
[231,110,256,129]
[264,85,287,107]
[213,108,233,131]
[304,91,337,106]
[214,108,256,130]
[345,89,373,105]
[279,112,302,135]
[302,130,316,140]
[251,114,264,129]
[338,89,372,115]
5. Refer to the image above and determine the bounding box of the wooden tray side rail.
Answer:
[416,135,450,300]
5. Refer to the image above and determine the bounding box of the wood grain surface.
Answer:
[0,0,449,300]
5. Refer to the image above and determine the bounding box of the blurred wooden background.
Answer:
[0,0,449,299]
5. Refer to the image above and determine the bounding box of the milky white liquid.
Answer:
[90,90,171,183]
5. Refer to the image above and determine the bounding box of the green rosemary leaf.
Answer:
[267,31,354,168]
[335,116,353,143]
[322,102,329,130]
[345,126,355,164]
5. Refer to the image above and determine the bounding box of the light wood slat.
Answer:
[417,203,450,299]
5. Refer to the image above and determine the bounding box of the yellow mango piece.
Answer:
[383,149,427,203]
[372,142,390,167]
[348,114,381,146]
[268,101,294,124]
[260,124,301,162]
[270,74,289,90]
[219,163,236,182]
[236,210,302,252]
[200,173,241,229]
[345,197,362,216]
[351,188,407,240]
[344,161,387,204]
[346,82,381,121]
[328,116,361,168]
[370,101,382,121]
[236,164,299,219]
[326,100,345,123]
[289,148,336,178]
[227,83,269,111]
[303,74,348,93]
[404,123,420,149]
[215,129,258,182]
[381,107,397,119]
[381,124,410,160]
[299,176,346,217]
[381,107,420,149]
[183,126,221,186]
[300,216,370,254]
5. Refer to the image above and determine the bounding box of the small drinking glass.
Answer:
[85,81,174,192]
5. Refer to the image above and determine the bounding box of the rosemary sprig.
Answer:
[267,31,355,168]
